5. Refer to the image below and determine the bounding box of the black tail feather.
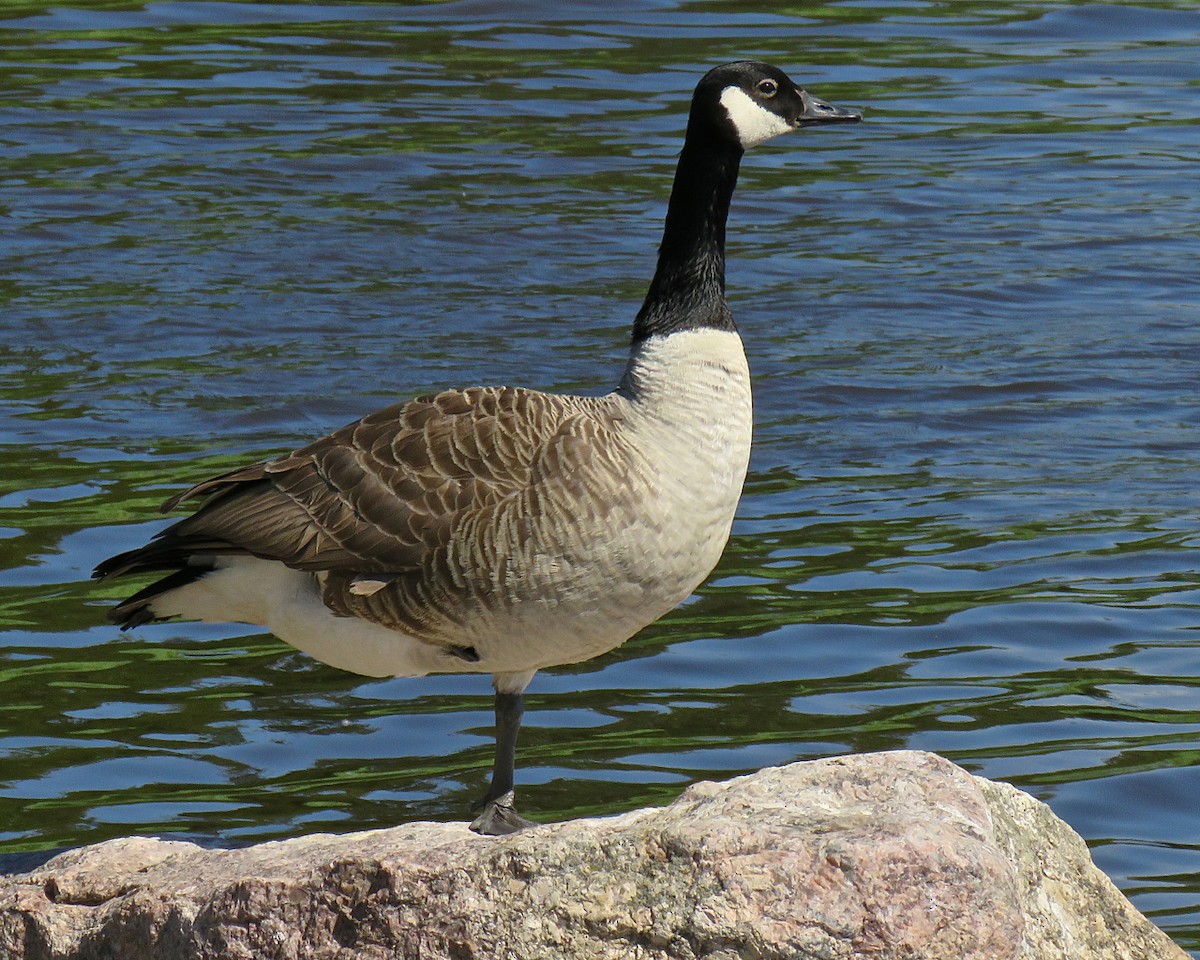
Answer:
[92,534,240,582]
[94,476,266,628]
[106,564,213,630]
[94,521,227,629]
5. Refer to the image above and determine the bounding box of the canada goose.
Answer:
[94,61,861,835]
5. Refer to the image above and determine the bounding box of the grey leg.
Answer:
[469,690,537,835]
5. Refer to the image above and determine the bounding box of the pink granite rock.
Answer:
[0,751,1186,959]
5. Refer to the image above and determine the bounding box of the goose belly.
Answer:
[447,508,742,674]
[484,480,744,670]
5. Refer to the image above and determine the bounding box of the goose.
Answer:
[93,61,861,835]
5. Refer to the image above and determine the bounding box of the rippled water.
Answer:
[2,0,1198,948]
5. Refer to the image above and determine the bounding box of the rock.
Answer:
[0,750,1186,960]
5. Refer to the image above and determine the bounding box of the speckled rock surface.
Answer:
[0,750,1186,960]
[980,776,1185,960]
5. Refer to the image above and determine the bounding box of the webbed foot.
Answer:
[469,790,537,836]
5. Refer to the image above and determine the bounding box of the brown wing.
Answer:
[317,405,636,637]
[160,386,615,575]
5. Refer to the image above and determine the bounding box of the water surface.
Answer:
[2,0,1199,949]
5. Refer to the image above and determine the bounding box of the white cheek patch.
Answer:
[719,86,794,148]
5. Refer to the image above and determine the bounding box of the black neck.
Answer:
[631,135,744,344]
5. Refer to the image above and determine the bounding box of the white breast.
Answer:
[619,327,754,572]
[619,328,752,468]
[609,328,753,602]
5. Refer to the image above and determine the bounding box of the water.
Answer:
[2,0,1199,947]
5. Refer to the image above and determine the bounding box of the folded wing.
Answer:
[95,386,622,600]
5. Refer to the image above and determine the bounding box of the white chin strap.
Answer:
[719,86,794,148]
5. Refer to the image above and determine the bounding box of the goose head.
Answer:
[690,60,862,150]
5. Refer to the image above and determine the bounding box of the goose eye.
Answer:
[756,79,779,98]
